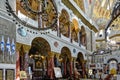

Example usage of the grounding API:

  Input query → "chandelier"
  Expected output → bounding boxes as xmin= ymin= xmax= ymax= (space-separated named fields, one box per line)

xmin=5 ymin=0 xmax=58 ymax=30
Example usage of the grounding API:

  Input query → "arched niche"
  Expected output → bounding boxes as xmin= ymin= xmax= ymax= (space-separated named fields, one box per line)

xmin=71 ymin=19 xmax=80 ymax=42
xmin=107 ymin=58 xmax=118 ymax=75
xmin=76 ymin=52 xmax=85 ymax=78
xmin=28 ymin=37 xmax=51 ymax=79
xmin=79 ymin=26 xmax=86 ymax=46
xmin=76 ymin=52 xmax=84 ymax=63
xmin=29 ymin=37 xmax=51 ymax=57
xmin=107 ymin=58 xmax=118 ymax=63
xmin=60 ymin=47 xmax=72 ymax=77
xmin=60 ymin=47 xmax=72 ymax=61
xmin=59 ymin=9 xmax=70 ymax=37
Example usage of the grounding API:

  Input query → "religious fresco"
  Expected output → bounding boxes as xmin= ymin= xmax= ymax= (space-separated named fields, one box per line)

xmin=59 ymin=9 xmax=70 ymax=37
xmin=74 ymin=0 xmax=85 ymax=12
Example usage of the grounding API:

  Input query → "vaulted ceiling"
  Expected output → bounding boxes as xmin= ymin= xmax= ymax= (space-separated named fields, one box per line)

xmin=74 ymin=0 xmax=120 ymax=49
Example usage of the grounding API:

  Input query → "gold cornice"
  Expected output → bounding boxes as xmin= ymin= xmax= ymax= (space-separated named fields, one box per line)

xmin=62 ymin=0 xmax=98 ymax=33
xmin=109 ymin=34 xmax=120 ymax=39
xmin=96 ymin=39 xmax=105 ymax=42
xmin=16 ymin=42 xmax=31 ymax=52
xmin=96 ymin=34 xmax=120 ymax=42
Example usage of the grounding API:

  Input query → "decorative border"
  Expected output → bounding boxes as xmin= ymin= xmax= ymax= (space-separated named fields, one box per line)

xmin=5 ymin=69 xmax=14 ymax=80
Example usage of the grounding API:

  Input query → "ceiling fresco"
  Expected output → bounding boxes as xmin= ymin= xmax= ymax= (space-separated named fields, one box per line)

xmin=74 ymin=0 xmax=119 ymax=30
xmin=73 ymin=0 xmax=120 ymax=49
xmin=92 ymin=0 xmax=116 ymax=29
xmin=74 ymin=0 xmax=85 ymax=12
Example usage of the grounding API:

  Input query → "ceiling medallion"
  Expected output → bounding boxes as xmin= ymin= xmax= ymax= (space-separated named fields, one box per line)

xmin=54 ymin=41 xmax=58 ymax=47
xmin=5 ymin=0 xmax=58 ymax=30
xmin=73 ymin=48 xmax=76 ymax=53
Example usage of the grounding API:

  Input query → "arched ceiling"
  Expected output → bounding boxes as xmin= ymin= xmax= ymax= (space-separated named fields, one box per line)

xmin=92 ymin=0 xmax=115 ymax=29
xmin=91 ymin=0 xmax=120 ymax=47
xmin=74 ymin=0 xmax=85 ymax=12
xmin=74 ymin=0 xmax=119 ymax=30
xmin=74 ymin=0 xmax=120 ymax=49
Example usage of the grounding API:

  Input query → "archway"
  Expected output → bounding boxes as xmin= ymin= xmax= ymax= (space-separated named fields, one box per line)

xmin=107 ymin=58 xmax=118 ymax=75
xmin=60 ymin=47 xmax=72 ymax=78
xmin=79 ymin=26 xmax=86 ymax=46
xmin=59 ymin=9 xmax=70 ymax=37
xmin=76 ymin=52 xmax=86 ymax=78
xmin=29 ymin=37 xmax=51 ymax=56
xmin=28 ymin=37 xmax=51 ymax=79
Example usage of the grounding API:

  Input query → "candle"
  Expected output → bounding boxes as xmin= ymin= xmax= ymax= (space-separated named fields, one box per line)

xmin=28 ymin=66 xmax=31 ymax=74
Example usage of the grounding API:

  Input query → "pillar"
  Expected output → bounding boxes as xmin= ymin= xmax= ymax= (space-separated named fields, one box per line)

xmin=57 ymin=13 xmax=60 ymax=37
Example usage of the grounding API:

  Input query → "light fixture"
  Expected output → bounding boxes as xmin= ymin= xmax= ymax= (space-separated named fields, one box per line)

xmin=5 ymin=0 xmax=58 ymax=30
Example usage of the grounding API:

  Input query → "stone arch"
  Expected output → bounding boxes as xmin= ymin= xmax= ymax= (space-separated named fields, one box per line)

xmin=107 ymin=58 xmax=118 ymax=75
xmin=59 ymin=9 xmax=70 ymax=37
xmin=107 ymin=58 xmax=118 ymax=63
xmin=60 ymin=46 xmax=71 ymax=60
xmin=79 ymin=26 xmax=87 ymax=46
xmin=76 ymin=52 xmax=86 ymax=78
xmin=28 ymin=37 xmax=52 ymax=79
xmin=76 ymin=52 xmax=84 ymax=62
xmin=29 ymin=37 xmax=51 ymax=56
xmin=60 ymin=46 xmax=72 ymax=77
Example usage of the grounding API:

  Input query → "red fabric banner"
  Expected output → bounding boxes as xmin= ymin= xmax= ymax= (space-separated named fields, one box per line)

xmin=70 ymin=61 xmax=73 ymax=77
